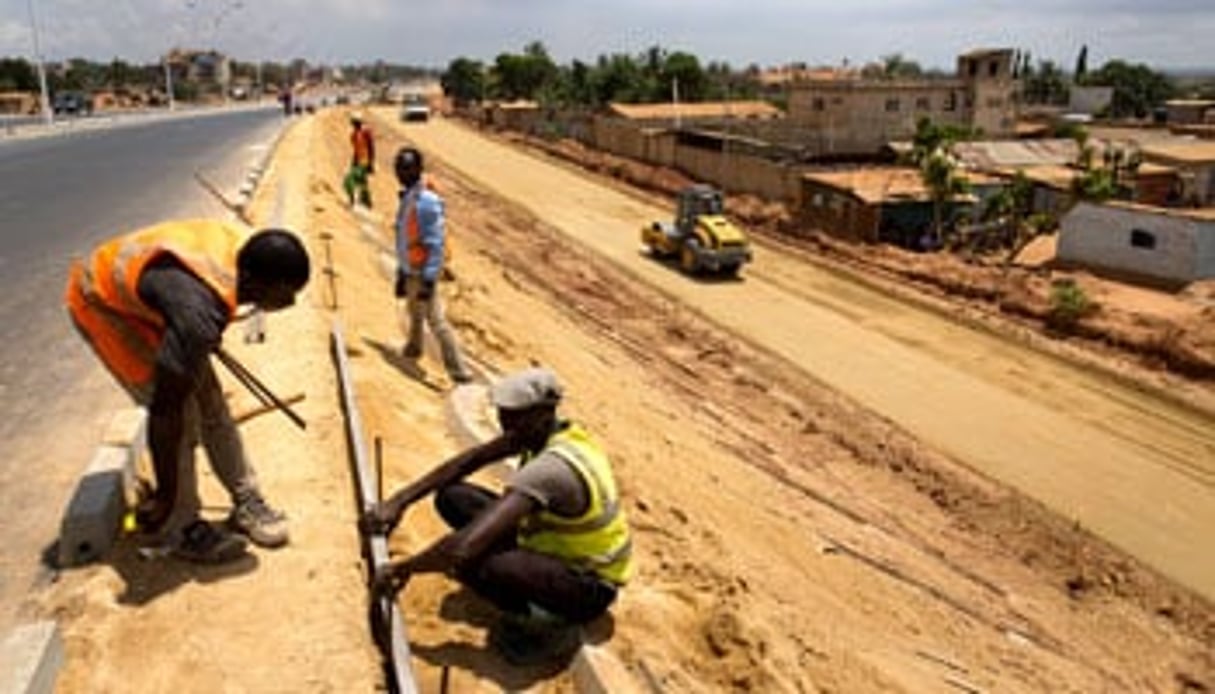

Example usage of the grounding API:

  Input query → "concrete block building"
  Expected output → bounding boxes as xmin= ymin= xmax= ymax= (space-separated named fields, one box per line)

xmin=1058 ymin=201 xmax=1215 ymax=284
xmin=786 ymin=49 xmax=1019 ymax=155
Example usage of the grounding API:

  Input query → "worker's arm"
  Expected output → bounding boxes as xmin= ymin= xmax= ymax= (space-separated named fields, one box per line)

xmin=415 ymin=191 xmax=445 ymax=299
xmin=374 ymin=490 xmax=536 ymax=594
xmin=135 ymin=260 xmax=229 ymax=531
xmin=366 ymin=130 xmax=375 ymax=172
xmin=361 ymin=432 xmax=521 ymax=534
xmin=392 ymin=191 xmax=410 ymax=274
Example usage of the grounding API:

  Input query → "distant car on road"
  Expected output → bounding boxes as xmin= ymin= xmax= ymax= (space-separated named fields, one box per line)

xmin=400 ymin=94 xmax=430 ymax=122
xmin=52 ymin=92 xmax=92 ymax=116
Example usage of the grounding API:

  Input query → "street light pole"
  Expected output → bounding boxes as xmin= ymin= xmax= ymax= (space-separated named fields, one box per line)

xmin=25 ymin=0 xmax=52 ymax=124
xmin=163 ymin=54 xmax=175 ymax=110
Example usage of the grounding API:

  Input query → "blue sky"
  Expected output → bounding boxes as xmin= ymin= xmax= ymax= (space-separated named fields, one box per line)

xmin=1 ymin=0 xmax=1212 ymax=71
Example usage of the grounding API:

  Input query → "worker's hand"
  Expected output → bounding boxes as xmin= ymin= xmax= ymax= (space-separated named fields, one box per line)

xmin=417 ymin=278 xmax=436 ymax=302
xmin=359 ymin=502 xmax=403 ymax=536
xmin=394 ymin=269 xmax=409 ymax=298
xmin=134 ymin=492 xmax=173 ymax=533
xmin=372 ymin=561 xmax=411 ymax=598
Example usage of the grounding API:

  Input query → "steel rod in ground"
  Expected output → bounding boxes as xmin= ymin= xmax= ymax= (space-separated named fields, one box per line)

xmin=215 ymin=347 xmax=307 ymax=430
xmin=331 ymin=320 xmax=417 ymax=694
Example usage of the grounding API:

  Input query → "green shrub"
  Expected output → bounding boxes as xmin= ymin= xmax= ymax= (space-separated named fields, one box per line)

xmin=1048 ymin=280 xmax=1096 ymax=330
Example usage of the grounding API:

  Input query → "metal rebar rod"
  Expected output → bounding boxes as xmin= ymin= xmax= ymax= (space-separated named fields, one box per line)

xmin=214 ymin=347 xmax=306 ymax=430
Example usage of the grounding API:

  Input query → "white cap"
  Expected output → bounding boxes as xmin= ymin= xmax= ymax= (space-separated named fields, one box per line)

xmin=491 ymin=367 xmax=563 ymax=411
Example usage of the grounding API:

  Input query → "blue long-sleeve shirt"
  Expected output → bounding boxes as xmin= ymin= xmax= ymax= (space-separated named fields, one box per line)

xmin=394 ymin=183 xmax=446 ymax=282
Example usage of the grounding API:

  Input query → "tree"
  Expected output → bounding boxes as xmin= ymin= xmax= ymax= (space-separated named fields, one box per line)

xmin=1023 ymin=60 xmax=1068 ymax=105
xmin=491 ymin=41 xmax=559 ymax=102
xmin=1074 ymin=45 xmax=1088 ymax=84
xmin=864 ymin=53 xmax=923 ymax=80
xmin=921 ymin=148 xmax=970 ymax=248
xmin=591 ymin=53 xmax=646 ymax=105
xmin=908 ymin=117 xmax=978 ymax=166
xmin=441 ymin=57 xmax=486 ymax=105
xmin=659 ymin=51 xmax=707 ymax=103
xmin=0 ymin=58 xmax=37 ymax=92
xmin=1086 ymin=59 xmax=1175 ymax=118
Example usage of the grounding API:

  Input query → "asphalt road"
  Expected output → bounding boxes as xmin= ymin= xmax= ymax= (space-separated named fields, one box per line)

xmin=0 ymin=107 xmax=288 ymax=632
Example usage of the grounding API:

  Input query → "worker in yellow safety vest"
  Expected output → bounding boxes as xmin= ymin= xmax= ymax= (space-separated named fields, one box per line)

xmin=65 ymin=220 xmax=310 ymax=563
xmin=363 ymin=367 xmax=633 ymax=664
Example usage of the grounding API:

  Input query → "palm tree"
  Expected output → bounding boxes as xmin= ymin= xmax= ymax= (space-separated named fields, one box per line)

xmin=920 ymin=148 xmax=970 ymax=248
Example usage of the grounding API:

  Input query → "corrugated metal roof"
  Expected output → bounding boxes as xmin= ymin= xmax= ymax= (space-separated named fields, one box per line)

xmin=607 ymin=101 xmax=782 ymax=120
xmin=952 ymin=139 xmax=1079 ymax=170
xmin=802 ymin=167 xmax=933 ymax=204
xmin=1140 ymin=141 xmax=1215 ymax=164
xmin=993 ymin=164 xmax=1077 ymax=189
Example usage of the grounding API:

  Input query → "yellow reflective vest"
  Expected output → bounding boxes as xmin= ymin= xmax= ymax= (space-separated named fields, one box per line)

xmin=517 ymin=423 xmax=633 ymax=586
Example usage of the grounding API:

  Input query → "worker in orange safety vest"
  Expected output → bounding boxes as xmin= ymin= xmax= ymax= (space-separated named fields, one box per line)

xmin=65 ymin=220 xmax=310 ymax=563
xmin=343 ymin=111 xmax=375 ymax=208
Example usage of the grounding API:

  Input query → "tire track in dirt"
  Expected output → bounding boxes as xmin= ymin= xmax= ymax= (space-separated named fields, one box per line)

xmin=352 ymin=109 xmax=1214 ymax=690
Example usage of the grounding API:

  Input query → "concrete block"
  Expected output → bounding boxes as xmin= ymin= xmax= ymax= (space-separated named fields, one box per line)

xmin=571 ymin=644 xmax=639 ymax=694
xmin=100 ymin=408 xmax=146 ymax=475
xmin=58 ymin=445 xmax=129 ymax=568
xmin=0 ymin=621 xmax=63 ymax=694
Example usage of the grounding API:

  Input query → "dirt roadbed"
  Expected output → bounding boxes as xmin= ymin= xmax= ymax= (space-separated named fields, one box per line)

xmin=34 ymin=109 xmax=1214 ymax=692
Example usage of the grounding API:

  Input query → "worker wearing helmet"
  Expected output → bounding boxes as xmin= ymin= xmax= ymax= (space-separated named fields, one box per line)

xmin=392 ymin=146 xmax=473 ymax=385
xmin=65 ymin=220 xmax=309 ymax=563
xmin=363 ymin=367 xmax=632 ymax=664
xmin=343 ymin=111 xmax=375 ymax=208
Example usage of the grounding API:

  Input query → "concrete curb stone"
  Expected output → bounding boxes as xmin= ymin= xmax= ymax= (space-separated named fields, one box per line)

xmin=0 ymin=621 xmax=63 ymax=694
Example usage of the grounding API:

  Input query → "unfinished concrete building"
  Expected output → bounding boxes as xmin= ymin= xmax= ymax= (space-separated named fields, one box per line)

xmin=786 ymin=49 xmax=1019 ymax=156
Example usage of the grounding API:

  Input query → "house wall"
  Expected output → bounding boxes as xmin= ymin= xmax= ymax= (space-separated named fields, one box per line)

xmin=800 ymin=180 xmax=879 ymax=241
xmin=591 ymin=116 xmax=800 ymax=203
xmin=1140 ymin=156 xmax=1215 ymax=205
xmin=787 ymin=81 xmax=971 ymax=153
xmin=1167 ymin=102 xmax=1215 ymax=126
xmin=674 ymin=145 xmax=800 ymax=203
xmin=592 ymin=116 xmax=651 ymax=161
xmin=969 ymin=80 xmax=1018 ymax=136
xmin=1058 ymin=202 xmax=1215 ymax=283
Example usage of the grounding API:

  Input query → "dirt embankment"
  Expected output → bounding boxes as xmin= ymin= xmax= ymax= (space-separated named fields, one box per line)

xmin=364 ymin=111 xmax=1215 ymax=690
xmin=496 ymin=127 xmax=1215 ymax=383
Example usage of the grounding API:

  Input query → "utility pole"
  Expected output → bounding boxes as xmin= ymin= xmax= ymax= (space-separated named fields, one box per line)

xmin=672 ymin=76 xmax=681 ymax=130
xmin=163 ymin=54 xmax=175 ymax=110
xmin=26 ymin=0 xmax=52 ymax=125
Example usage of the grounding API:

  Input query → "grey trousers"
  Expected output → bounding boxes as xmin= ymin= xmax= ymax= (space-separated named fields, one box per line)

xmin=134 ymin=361 xmax=260 ymax=539
xmin=401 ymin=280 xmax=471 ymax=381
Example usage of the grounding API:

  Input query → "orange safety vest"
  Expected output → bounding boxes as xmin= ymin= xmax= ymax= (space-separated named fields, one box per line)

xmin=64 ymin=220 xmax=242 ymax=395
xmin=403 ymin=180 xmax=443 ymax=270
xmin=351 ymin=126 xmax=373 ymax=166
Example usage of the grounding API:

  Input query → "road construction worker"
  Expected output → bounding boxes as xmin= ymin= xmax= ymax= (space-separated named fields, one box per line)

xmin=363 ymin=367 xmax=632 ymax=665
xmin=343 ymin=111 xmax=375 ymax=208
xmin=64 ymin=220 xmax=309 ymax=563
xmin=392 ymin=146 xmax=473 ymax=384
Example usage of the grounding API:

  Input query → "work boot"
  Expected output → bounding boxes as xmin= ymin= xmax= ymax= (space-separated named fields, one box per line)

xmin=172 ymin=520 xmax=248 ymax=564
xmin=402 ymin=343 xmax=423 ymax=360
xmin=488 ymin=607 xmax=582 ymax=666
xmin=228 ymin=492 xmax=289 ymax=548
